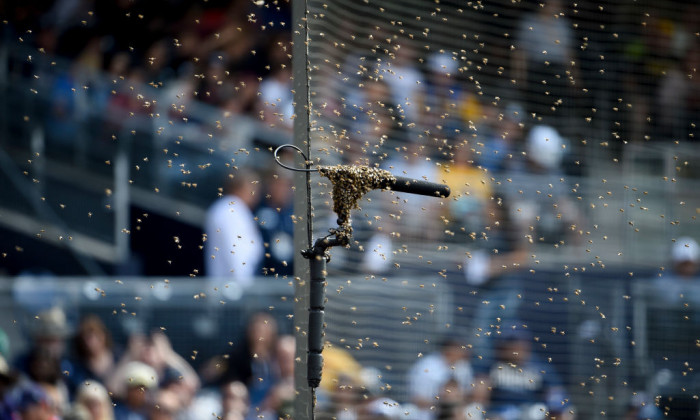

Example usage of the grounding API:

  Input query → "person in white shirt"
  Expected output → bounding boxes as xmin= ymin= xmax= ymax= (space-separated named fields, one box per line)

xmin=204 ymin=170 xmax=264 ymax=288
xmin=407 ymin=338 xmax=477 ymax=420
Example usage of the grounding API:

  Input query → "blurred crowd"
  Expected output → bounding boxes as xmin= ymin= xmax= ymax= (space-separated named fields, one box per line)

xmin=0 ymin=309 xmax=297 ymax=420
xmin=1 ymin=0 xmax=698 ymax=279
xmin=2 ymin=235 xmax=698 ymax=419
xmin=1 ymin=0 xmax=292 ymax=127
xmin=0 ymin=305 xmax=576 ymax=420
xmin=1 ymin=0 xmax=698 ymax=163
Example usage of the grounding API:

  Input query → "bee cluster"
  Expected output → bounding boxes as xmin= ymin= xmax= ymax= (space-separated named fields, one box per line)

xmin=318 ymin=165 xmax=395 ymax=240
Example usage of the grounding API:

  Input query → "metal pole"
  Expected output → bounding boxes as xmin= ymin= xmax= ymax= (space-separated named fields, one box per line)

xmin=291 ymin=0 xmax=313 ymax=418
xmin=114 ymin=140 xmax=130 ymax=263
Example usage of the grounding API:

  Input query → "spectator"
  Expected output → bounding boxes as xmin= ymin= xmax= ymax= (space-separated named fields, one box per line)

xmin=434 ymin=377 xmax=466 ymax=420
xmin=478 ymin=102 xmax=527 ymax=175
xmin=317 ymin=371 xmax=363 ymax=420
xmin=358 ymin=367 xmax=404 ymax=420
xmin=220 ymin=381 xmax=250 ymax=420
xmin=440 ymin=142 xmax=494 ymax=234
xmin=512 ymin=0 xmax=578 ymax=124
xmin=204 ymin=170 xmax=264 ymax=287
xmin=475 ymin=325 xmax=573 ymax=420
xmin=179 ymin=380 xmax=249 ymax=420
xmin=421 ymin=52 xmax=483 ymax=141
xmin=3 ymin=382 xmax=59 ymax=420
xmin=380 ymin=43 xmax=425 ymax=124
xmin=255 ymin=169 xmax=295 ymax=278
xmin=141 ymin=39 xmax=176 ymax=88
xmin=111 ymin=361 xmax=158 ymax=420
xmin=220 ymin=70 xmax=260 ymax=115
xmin=345 ymin=77 xmax=403 ymax=166
xmin=459 ymin=194 xmax=529 ymax=359
xmin=652 ymin=237 xmax=700 ymax=305
xmin=383 ymin=139 xmax=442 ymax=240
xmin=256 ymin=33 xmax=293 ymax=131
xmin=655 ymin=39 xmax=700 ymax=141
xmin=196 ymin=55 xmax=235 ymax=108
xmin=21 ymin=348 xmax=69 ymax=415
xmin=407 ymin=337 xmax=476 ymax=420
xmin=107 ymin=331 xmax=199 ymax=406
xmin=68 ymin=315 xmax=120 ymax=394
xmin=496 ymin=124 xmax=582 ymax=246
xmin=44 ymin=63 xmax=81 ymax=153
xmin=256 ymin=335 xmax=295 ymax=419
xmin=14 ymin=307 xmax=74 ymax=399
xmin=75 ymin=381 xmax=114 ymax=420
xmin=215 ymin=313 xmax=280 ymax=418
xmin=643 ymin=237 xmax=700 ymax=420
xmin=0 ymin=353 xmax=19 ymax=419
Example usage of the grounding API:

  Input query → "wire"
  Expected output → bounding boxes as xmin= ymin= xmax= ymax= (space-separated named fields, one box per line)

xmin=273 ymin=144 xmax=317 ymax=172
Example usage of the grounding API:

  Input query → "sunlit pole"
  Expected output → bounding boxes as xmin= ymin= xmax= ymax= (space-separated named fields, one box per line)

xmin=291 ymin=0 xmax=313 ymax=418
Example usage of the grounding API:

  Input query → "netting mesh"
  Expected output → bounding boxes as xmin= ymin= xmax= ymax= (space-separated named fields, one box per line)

xmin=302 ymin=1 xmax=700 ymax=419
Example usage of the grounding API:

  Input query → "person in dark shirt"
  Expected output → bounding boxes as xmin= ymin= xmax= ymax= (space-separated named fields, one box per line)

xmin=643 ymin=237 xmax=700 ymax=420
xmin=255 ymin=169 xmax=295 ymax=278
xmin=475 ymin=326 xmax=573 ymax=420
xmin=218 ymin=313 xmax=280 ymax=418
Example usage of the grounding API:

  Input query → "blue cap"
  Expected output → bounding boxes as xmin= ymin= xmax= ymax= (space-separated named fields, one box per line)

xmin=5 ymin=383 xmax=50 ymax=412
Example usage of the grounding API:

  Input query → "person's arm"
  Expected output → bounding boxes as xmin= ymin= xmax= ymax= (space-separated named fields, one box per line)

xmin=105 ymin=333 xmax=147 ymax=397
xmin=151 ymin=331 xmax=201 ymax=396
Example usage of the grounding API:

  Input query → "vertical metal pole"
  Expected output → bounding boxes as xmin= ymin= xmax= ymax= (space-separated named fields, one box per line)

xmin=30 ymin=127 xmax=45 ymax=208
xmin=307 ymin=253 xmax=326 ymax=388
xmin=292 ymin=0 xmax=313 ymax=418
xmin=114 ymin=142 xmax=130 ymax=263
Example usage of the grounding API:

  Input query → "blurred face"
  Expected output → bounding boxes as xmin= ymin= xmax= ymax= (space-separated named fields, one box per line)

xmin=247 ymin=316 xmax=277 ymax=352
xmin=675 ymin=260 xmax=699 ymax=277
xmin=267 ymin=175 xmax=293 ymax=207
xmin=28 ymin=352 xmax=60 ymax=383
xmin=365 ymin=80 xmax=390 ymax=107
xmin=499 ymin=339 xmax=531 ymax=364
xmin=332 ymin=376 xmax=360 ymax=406
xmin=541 ymin=0 xmax=563 ymax=15
xmin=83 ymin=328 xmax=107 ymax=355
xmin=442 ymin=344 xmax=467 ymax=365
xmin=36 ymin=336 xmax=65 ymax=359
xmin=222 ymin=382 xmax=249 ymax=416
xmin=501 ymin=118 xmax=523 ymax=141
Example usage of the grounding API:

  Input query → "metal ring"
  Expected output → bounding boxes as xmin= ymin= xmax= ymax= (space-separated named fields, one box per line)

xmin=273 ymin=144 xmax=317 ymax=172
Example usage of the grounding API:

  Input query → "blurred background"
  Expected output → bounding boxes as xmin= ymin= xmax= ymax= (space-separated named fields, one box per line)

xmin=0 ymin=0 xmax=699 ymax=419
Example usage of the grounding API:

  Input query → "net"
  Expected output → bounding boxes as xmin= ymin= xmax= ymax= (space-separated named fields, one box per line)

xmin=302 ymin=0 xmax=700 ymax=419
